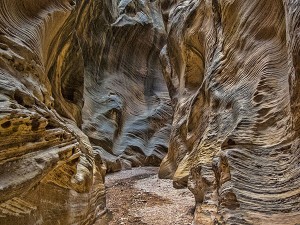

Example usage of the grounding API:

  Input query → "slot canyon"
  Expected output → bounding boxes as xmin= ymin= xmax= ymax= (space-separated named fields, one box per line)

xmin=0 ymin=0 xmax=300 ymax=224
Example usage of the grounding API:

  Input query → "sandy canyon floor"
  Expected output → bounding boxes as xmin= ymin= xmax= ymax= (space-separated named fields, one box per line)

xmin=102 ymin=167 xmax=194 ymax=225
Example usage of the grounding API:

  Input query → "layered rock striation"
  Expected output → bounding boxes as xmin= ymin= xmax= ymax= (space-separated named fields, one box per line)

xmin=159 ymin=0 xmax=300 ymax=224
xmin=0 ymin=0 xmax=172 ymax=224
xmin=1 ymin=0 xmax=300 ymax=225
xmin=80 ymin=0 xmax=172 ymax=172
xmin=0 ymin=0 xmax=106 ymax=224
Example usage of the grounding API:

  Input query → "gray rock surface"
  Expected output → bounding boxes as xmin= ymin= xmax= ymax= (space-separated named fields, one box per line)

xmin=80 ymin=1 xmax=172 ymax=170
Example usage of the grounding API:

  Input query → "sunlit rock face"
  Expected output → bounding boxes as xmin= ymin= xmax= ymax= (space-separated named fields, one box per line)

xmin=81 ymin=0 xmax=172 ymax=171
xmin=159 ymin=0 xmax=300 ymax=224
xmin=0 ymin=0 xmax=106 ymax=224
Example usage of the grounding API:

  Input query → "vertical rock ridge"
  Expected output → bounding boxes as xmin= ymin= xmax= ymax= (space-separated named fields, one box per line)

xmin=0 ymin=1 xmax=106 ymax=224
xmin=160 ymin=0 xmax=300 ymax=224
xmin=80 ymin=0 xmax=172 ymax=171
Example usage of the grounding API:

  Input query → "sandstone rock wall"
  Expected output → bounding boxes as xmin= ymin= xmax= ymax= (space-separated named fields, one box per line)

xmin=0 ymin=1 xmax=106 ymax=224
xmin=159 ymin=0 xmax=300 ymax=224
xmin=1 ymin=0 xmax=300 ymax=224
xmin=0 ymin=0 xmax=172 ymax=224
xmin=79 ymin=0 xmax=172 ymax=171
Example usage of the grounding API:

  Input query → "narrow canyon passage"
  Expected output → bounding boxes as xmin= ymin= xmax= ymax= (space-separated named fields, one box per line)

xmin=1 ymin=1 xmax=300 ymax=224
xmin=102 ymin=167 xmax=194 ymax=225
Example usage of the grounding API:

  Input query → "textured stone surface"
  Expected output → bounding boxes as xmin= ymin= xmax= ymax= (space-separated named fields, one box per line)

xmin=80 ymin=0 xmax=172 ymax=170
xmin=0 ymin=1 xmax=106 ymax=224
xmin=0 ymin=0 xmax=171 ymax=224
xmin=159 ymin=0 xmax=300 ymax=224
xmin=1 ymin=0 xmax=300 ymax=224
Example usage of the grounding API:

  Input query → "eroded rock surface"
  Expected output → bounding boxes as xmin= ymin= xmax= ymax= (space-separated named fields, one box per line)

xmin=159 ymin=0 xmax=300 ymax=224
xmin=0 ymin=1 xmax=106 ymax=224
xmin=80 ymin=0 xmax=172 ymax=171
xmin=0 ymin=0 xmax=171 ymax=224
xmin=1 ymin=0 xmax=300 ymax=225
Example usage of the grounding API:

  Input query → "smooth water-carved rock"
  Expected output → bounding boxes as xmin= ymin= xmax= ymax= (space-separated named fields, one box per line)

xmin=1 ymin=0 xmax=300 ymax=224
xmin=80 ymin=0 xmax=172 ymax=171
xmin=159 ymin=0 xmax=300 ymax=224
xmin=0 ymin=0 xmax=106 ymax=224
xmin=0 ymin=0 xmax=172 ymax=224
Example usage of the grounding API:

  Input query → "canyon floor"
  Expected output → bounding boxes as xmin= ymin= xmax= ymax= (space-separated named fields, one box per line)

xmin=103 ymin=167 xmax=194 ymax=225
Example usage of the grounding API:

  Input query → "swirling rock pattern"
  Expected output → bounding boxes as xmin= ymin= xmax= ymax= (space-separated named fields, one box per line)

xmin=159 ymin=0 xmax=300 ymax=224
xmin=80 ymin=0 xmax=172 ymax=171
xmin=0 ymin=0 xmax=106 ymax=224
xmin=0 ymin=0 xmax=171 ymax=224
xmin=1 ymin=0 xmax=300 ymax=224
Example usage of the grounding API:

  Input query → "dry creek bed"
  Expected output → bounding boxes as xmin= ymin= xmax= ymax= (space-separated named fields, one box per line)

xmin=103 ymin=167 xmax=195 ymax=225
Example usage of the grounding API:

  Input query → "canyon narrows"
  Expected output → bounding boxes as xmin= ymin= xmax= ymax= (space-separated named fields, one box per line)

xmin=0 ymin=0 xmax=300 ymax=225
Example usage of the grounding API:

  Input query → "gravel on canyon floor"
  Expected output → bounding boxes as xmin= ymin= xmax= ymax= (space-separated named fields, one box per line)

xmin=103 ymin=167 xmax=195 ymax=225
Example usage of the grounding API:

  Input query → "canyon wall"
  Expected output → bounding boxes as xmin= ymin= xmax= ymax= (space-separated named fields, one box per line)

xmin=0 ymin=0 xmax=171 ymax=224
xmin=1 ymin=0 xmax=300 ymax=225
xmin=0 ymin=0 xmax=106 ymax=224
xmin=159 ymin=0 xmax=300 ymax=224
xmin=80 ymin=0 xmax=172 ymax=172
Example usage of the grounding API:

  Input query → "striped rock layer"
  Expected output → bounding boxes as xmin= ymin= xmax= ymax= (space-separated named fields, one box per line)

xmin=0 ymin=0 xmax=106 ymax=224
xmin=80 ymin=0 xmax=172 ymax=171
xmin=159 ymin=0 xmax=300 ymax=224
xmin=0 ymin=0 xmax=171 ymax=224
xmin=0 ymin=0 xmax=300 ymax=225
